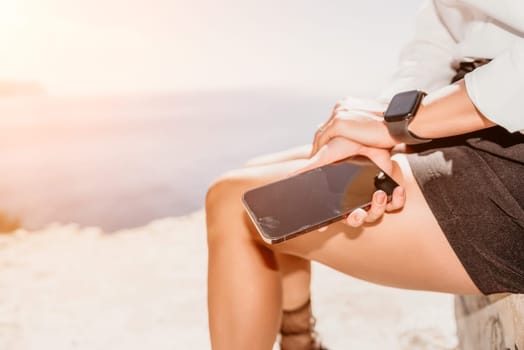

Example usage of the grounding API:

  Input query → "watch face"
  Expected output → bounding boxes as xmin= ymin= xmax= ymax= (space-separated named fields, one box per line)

xmin=384 ymin=90 xmax=424 ymax=122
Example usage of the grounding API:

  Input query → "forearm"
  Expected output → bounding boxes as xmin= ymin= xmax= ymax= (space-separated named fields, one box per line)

xmin=408 ymin=80 xmax=496 ymax=139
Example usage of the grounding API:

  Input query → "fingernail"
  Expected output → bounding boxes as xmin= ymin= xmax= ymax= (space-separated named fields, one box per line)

xmin=376 ymin=191 xmax=387 ymax=205
xmin=354 ymin=212 xmax=365 ymax=225
xmin=397 ymin=187 xmax=405 ymax=197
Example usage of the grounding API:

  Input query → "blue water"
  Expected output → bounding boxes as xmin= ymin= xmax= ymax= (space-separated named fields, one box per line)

xmin=0 ymin=90 xmax=335 ymax=231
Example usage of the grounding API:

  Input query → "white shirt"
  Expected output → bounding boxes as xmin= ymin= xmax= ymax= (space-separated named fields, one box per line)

xmin=380 ymin=0 xmax=524 ymax=133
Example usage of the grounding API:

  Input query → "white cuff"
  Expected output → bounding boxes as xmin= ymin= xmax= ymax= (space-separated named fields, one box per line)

xmin=465 ymin=40 xmax=524 ymax=133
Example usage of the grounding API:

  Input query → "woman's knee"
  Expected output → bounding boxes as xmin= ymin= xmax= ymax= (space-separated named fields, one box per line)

xmin=205 ymin=171 xmax=258 ymax=242
xmin=205 ymin=164 xmax=282 ymax=216
xmin=206 ymin=175 xmax=244 ymax=219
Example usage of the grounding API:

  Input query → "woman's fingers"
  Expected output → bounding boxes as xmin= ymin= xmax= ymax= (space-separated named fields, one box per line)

xmin=386 ymin=186 xmax=406 ymax=212
xmin=347 ymin=190 xmax=387 ymax=227
xmin=311 ymin=105 xmax=340 ymax=156
xmin=345 ymin=186 xmax=406 ymax=227
xmin=346 ymin=208 xmax=367 ymax=227
xmin=364 ymin=190 xmax=388 ymax=223
xmin=347 ymin=195 xmax=385 ymax=227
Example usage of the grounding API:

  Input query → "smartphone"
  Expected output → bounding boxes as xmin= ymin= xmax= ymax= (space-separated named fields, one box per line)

xmin=242 ymin=157 xmax=398 ymax=244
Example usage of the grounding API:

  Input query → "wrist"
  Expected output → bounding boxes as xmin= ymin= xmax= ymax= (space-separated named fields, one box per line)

xmin=380 ymin=119 xmax=400 ymax=147
xmin=406 ymin=103 xmax=429 ymax=139
xmin=383 ymin=90 xmax=432 ymax=145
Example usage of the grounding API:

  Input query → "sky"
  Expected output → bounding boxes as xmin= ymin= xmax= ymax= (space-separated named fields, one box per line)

xmin=0 ymin=0 xmax=422 ymax=96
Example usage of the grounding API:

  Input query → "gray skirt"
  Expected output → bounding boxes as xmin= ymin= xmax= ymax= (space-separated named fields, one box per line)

xmin=407 ymin=127 xmax=524 ymax=294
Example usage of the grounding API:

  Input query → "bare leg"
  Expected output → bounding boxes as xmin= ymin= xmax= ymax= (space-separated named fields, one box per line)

xmin=206 ymin=154 xmax=480 ymax=350
xmin=241 ymin=143 xmax=407 ymax=310
xmin=242 ymin=145 xmax=316 ymax=311
xmin=271 ymin=155 xmax=479 ymax=293
xmin=206 ymin=158 xmax=313 ymax=350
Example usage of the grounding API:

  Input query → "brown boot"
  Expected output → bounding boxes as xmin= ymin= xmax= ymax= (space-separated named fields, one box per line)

xmin=279 ymin=299 xmax=328 ymax=350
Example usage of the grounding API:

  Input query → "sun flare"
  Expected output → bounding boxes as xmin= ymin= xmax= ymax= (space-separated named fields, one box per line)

xmin=0 ymin=0 xmax=22 ymax=25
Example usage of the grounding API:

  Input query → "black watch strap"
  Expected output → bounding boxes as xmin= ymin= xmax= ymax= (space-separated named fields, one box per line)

xmin=388 ymin=119 xmax=432 ymax=144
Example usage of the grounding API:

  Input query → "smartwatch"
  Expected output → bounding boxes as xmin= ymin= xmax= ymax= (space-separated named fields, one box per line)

xmin=384 ymin=90 xmax=432 ymax=144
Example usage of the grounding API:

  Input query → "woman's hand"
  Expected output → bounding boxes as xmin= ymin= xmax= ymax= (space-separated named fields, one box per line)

xmin=311 ymin=97 xmax=387 ymax=156
xmin=346 ymin=186 xmax=405 ymax=227
xmin=302 ymin=122 xmax=406 ymax=228
xmin=301 ymin=136 xmax=394 ymax=175
xmin=314 ymin=109 xmax=397 ymax=154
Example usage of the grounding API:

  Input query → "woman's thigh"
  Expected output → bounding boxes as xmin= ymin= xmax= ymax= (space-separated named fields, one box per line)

xmin=210 ymin=150 xmax=480 ymax=294
xmin=269 ymin=154 xmax=481 ymax=294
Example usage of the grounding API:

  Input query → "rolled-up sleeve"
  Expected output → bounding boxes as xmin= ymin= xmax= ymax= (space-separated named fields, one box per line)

xmin=465 ymin=39 xmax=524 ymax=133
xmin=378 ymin=0 xmax=457 ymax=102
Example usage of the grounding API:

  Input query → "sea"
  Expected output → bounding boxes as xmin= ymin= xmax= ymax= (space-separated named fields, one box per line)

xmin=0 ymin=90 xmax=335 ymax=231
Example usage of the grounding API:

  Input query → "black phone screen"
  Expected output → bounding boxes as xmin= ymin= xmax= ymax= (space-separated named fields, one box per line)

xmin=242 ymin=158 xmax=398 ymax=244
